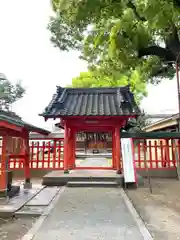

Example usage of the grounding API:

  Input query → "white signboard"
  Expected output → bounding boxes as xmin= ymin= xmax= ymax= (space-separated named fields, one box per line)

xmin=121 ymin=138 xmax=137 ymax=183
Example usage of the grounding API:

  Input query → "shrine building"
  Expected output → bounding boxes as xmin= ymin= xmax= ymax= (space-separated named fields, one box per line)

xmin=40 ymin=86 xmax=140 ymax=173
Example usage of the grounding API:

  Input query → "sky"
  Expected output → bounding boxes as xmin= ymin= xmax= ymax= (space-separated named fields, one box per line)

xmin=0 ymin=0 xmax=178 ymax=131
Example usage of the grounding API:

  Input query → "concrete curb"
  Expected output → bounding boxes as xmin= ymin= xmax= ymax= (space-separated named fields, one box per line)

xmin=120 ymin=188 xmax=153 ymax=240
xmin=21 ymin=186 xmax=66 ymax=240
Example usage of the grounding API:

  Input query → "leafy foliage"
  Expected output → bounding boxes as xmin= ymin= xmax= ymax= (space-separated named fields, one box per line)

xmin=0 ymin=73 xmax=25 ymax=111
xmin=49 ymin=0 xmax=180 ymax=84
xmin=71 ymin=70 xmax=147 ymax=103
xmin=122 ymin=112 xmax=152 ymax=135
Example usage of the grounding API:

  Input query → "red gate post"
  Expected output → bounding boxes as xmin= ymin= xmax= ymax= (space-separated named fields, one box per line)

xmin=115 ymin=126 xmax=121 ymax=174
xmin=23 ymin=132 xmax=32 ymax=189
xmin=68 ymin=128 xmax=74 ymax=170
xmin=112 ymin=130 xmax=116 ymax=169
xmin=64 ymin=122 xmax=69 ymax=173
xmin=0 ymin=136 xmax=8 ymax=198
xmin=72 ymin=130 xmax=76 ymax=169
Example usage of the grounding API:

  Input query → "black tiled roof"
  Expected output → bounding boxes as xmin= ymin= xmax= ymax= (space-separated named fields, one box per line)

xmin=0 ymin=110 xmax=50 ymax=135
xmin=41 ymin=86 xmax=141 ymax=117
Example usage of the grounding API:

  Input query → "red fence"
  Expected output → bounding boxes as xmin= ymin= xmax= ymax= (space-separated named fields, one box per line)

xmin=133 ymin=139 xmax=178 ymax=170
xmin=0 ymin=138 xmax=179 ymax=170
xmin=0 ymin=138 xmax=64 ymax=170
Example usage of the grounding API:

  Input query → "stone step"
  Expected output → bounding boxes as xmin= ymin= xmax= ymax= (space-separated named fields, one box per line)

xmin=67 ymin=181 xmax=119 ymax=188
xmin=43 ymin=176 xmax=124 ymax=186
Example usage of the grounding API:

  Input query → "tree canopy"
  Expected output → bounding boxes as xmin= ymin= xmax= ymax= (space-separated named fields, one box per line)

xmin=0 ymin=73 xmax=25 ymax=111
xmin=71 ymin=70 xmax=147 ymax=103
xmin=49 ymin=0 xmax=180 ymax=84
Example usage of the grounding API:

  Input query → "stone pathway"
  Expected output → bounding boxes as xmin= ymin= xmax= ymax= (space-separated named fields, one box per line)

xmin=76 ymin=157 xmax=111 ymax=168
xmin=31 ymin=187 xmax=145 ymax=240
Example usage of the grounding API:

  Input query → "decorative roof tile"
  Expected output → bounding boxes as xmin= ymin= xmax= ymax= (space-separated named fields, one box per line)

xmin=41 ymin=86 xmax=141 ymax=117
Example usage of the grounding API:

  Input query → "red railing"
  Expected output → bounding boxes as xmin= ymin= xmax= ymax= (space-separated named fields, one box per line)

xmin=0 ymin=138 xmax=179 ymax=170
xmin=29 ymin=138 xmax=64 ymax=170
xmin=0 ymin=138 xmax=64 ymax=170
xmin=133 ymin=139 xmax=179 ymax=170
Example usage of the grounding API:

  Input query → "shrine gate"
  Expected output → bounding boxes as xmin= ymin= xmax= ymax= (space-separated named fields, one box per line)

xmin=40 ymin=86 xmax=140 ymax=173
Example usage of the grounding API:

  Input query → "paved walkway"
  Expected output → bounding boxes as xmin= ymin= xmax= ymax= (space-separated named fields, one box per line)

xmin=32 ymin=187 xmax=145 ymax=240
xmin=76 ymin=157 xmax=112 ymax=168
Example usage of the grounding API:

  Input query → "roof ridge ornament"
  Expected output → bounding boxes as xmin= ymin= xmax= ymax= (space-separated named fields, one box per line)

xmin=56 ymin=86 xmax=64 ymax=93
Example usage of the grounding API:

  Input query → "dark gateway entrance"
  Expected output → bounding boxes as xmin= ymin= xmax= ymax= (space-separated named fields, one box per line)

xmin=40 ymin=86 xmax=140 ymax=173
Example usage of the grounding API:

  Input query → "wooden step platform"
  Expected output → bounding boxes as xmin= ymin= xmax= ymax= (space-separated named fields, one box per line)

xmin=42 ymin=170 xmax=124 ymax=187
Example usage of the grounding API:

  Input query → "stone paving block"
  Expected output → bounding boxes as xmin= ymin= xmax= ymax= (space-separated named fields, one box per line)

xmin=26 ymin=187 xmax=60 ymax=206
xmin=32 ymin=187 xmax=144 ymax=240
xmin=0 ymin=185 xmax=44 ymax=217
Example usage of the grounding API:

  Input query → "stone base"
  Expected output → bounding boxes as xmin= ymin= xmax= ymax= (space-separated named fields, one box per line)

xmin=0 ymin=190 xmax=9 ymax=204
xmin=116 ymin=169 xmax=122 ymax=174
xmin=68 ymin=166 xmax=74 ymax=170
xmin=0 ymin=197 xmax=9 ymax=205
xmin=23 ymin=182 xmax=32 ymax=189
xmin=8 ymin=186 xmax=20 ymax=198
xmin=124 ymin=182 xmax=137 ymax=189
xmin=42 ymin=170 xmax=124 ymax=187
xmin=0 ymin=190 xmax=7 ymax=198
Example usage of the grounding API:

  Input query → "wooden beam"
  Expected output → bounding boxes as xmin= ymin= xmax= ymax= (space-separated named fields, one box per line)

xmin=121 ymin=131 xmax=180 ymax=139
xmin=112 ymin=130 xmax=116 ymax=169
xmin=0 ymin=129 xmax=24 ymax=137
xmin=61 ymin=116 xmax=132 ymax=121
xmin=63 ymin=122 xmax=69 ymax=173
xmin=115 ymin=127 xmax=121 ymax=174
xmin=22 ymin=131 xmax=31 ymax=185
xmin=0 ymin=120 xmax=22 ymax=132
xmin=0 ymin=136 xmax=8 ymax=195
xmin=72 ymin=127 xmax=114 ymax=132
xmin=65 ymin=120 xmax=127 ymax=127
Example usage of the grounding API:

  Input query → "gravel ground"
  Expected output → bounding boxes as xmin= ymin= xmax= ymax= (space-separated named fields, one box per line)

xmin=126 ymin=178 xmax=180 ymax=240
xmin=0 ymin=216 xmax=37 ymax=240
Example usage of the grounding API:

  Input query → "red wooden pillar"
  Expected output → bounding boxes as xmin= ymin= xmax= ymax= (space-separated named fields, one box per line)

xmin=115 ymin=126 xmax=121 ymax=174
xmin=64 ymin=122 xmax=69 ymax=173
xmin=112 ymin=130 xmax=116 ymax=169
xmin=23 ymin=132 xmax=32 ymax=189
xmin=68 ymin=128 xmax=74 ymax=170
xmin=71 ymin=130 xmax=76 ymax=169
xmin=0 ymin=136 xmax=8 ymax=197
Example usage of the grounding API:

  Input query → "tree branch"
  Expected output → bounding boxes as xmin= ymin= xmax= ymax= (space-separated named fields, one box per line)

xmin=165 ymin=24 xmax=180 ymax=57
xmin=152 ymin=64 xmax=172 ymax=76
xmin=127 ymin=1 xmax=146 ymax=21
xmin=173 ymin=0 xmax=180 ymax=7
xmin=138 ymin=46 xmax=176 ymax=61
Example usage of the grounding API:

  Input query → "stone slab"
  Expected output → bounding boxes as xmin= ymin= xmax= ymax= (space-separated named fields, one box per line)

xmin=44 ymin=169 xmax=122 ymax=178
xmin=76 ymin=157 xmax=111 ymax=168
xmin=30 ymin=187 xmax=145 ymax=240
xmin=42 ymin=170 xmax=124 ymax=186
xmin=16 ymin=206 xmax=46 ymax=217
xmin=67 ymin=181 xmax=119 ymax=188
xmin=21 ymin=187 xmax=66 ymax=240
xmin=26 ymin=187 xmax=60 ymax=206
xmin=0 ymin=184 xmax=44 ymax=217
